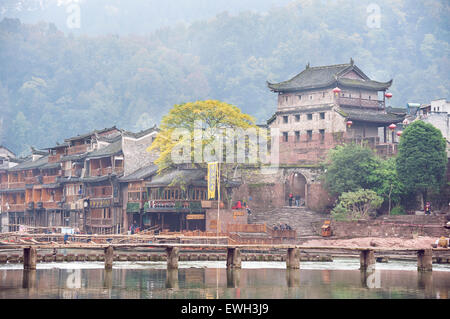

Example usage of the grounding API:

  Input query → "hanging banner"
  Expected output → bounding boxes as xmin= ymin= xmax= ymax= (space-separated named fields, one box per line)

xmin=207 ymin=162 xmax=218 ymax=199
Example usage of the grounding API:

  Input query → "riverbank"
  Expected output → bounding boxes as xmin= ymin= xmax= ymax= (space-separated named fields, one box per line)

xmin=302 ymin=236 xmax=439 ymax=249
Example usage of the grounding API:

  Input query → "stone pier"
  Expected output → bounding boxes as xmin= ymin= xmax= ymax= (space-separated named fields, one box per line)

xmin=359 ymin=249 xmax=375 ymax=271
xmin=23 ymin=247 xmax=37 ymax=270
xmin=104 ymin=246 xmax=114 ymax=270
xmin=417 ymin=249 xmax=432 ymax=272
xmin=286 ymin=248 xmax=300 ymax=269
xmin=166 ymin=247 xmax=180 ymax=269
xmin=226 ymin=248 xmax=241 ymax=269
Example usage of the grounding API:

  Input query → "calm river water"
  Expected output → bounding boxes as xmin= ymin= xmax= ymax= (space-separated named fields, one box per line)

xmin=0 ymin=258 xmax=449 ymax=299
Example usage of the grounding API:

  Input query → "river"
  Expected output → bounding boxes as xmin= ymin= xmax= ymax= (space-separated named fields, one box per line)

xmin=0 ymin=258 xmax=449 ymax=299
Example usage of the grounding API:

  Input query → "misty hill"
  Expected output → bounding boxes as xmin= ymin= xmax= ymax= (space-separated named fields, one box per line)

xmin=0 ymin=0 xmax=448 ymax=155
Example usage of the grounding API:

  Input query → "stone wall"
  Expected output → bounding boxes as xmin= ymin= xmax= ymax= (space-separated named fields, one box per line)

xmin=315 ymin=215 xmax=450 ymax=238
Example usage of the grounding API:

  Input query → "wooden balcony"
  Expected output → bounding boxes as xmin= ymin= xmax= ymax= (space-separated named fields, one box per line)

xmin=1 ymin=203 xmax=25 ymax=212
xmin=24 ymin=176 xmax=37 ymax=184
xmin=42 ymin=175 xmax=58 ymax=184
xmin=344 ymin=136 xmax=380 ymax=148
xmin=144 ymin=200 xmax=203 ymax=212
xmin=338 ymin=96 xmax=384 ymax=109
xmin=90 ymin=167 xmax=123 ymax=176
xmin=86 ymin=186 xmax=113 ymax=197
xmin=48 ymin=154 xmax=61 ymax=163
xmin=42 ymin=201 xmax=62 ymax=209
xmin=6 ymin=182 xmax=25 ymax=189
xmin=376 ymin=143 xmax=398 ymax=157
xmin=67 ymin=144 xmax=89 ymax=155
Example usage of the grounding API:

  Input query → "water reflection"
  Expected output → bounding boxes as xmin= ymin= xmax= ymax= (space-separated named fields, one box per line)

xmin=22 ymin=270 xmax=36 ymax=289
xmin=286 ymin=269 xmax=300 ymax=287
xmin=360 ymin=269 xmax=381 ymax=289
xmin=0 ymin=260 xmax=448 ymax=299
xmin=226 ymin=269 xmax=240 ymax=288
xmin=166 ymin=269 xmax=179 ymax=289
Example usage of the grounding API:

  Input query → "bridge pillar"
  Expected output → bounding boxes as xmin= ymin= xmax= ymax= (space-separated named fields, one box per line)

xmin=359 ymin=249 xmax=375 ymax=271
xmin=417 ymin=249 xmax=432 ymax=272
xmin=104 ymin=246 xmax=114 ymax=270
xmin=226 ymin=248 xmax=241 ymax=269
xmin=23 ymin=247 xmax=37 ymax=270
xmin=286 ymin=248 xmax=300 ymax=269
xmin=166 ymin=247 xmax=179 ymax=269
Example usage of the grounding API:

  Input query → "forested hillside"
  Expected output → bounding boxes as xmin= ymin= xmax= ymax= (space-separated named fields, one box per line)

xmin=0 ymin=0 xmax=448 ymax=155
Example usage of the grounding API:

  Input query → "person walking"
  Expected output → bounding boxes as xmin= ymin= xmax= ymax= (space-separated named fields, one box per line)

xmin=295 ymin=195 xmax=300 ymax=207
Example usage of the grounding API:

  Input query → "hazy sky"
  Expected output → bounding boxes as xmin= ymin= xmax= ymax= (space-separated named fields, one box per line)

xmin=0 ymin=0 xmax=294 ymax=35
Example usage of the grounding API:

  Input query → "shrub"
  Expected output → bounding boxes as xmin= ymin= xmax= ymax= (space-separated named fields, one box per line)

xmin=331 ymin=189 xmax=383 ymax=221
xmin=390 ymin=205 xmax=406 ymax=216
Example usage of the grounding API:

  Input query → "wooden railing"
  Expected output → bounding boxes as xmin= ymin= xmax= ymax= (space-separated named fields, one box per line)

xmin=67 ymin=144 xmax=89 ymax=155
xmin=227 ymin=223 xmax=267 ymax=233
xmin=6 ymin=182 xmax=25 ymax=189
xmin=1 ymin=203 xmax=25 ymax=212
xmin=42 ymin=176 xmax=58 ymax=184
xmin=86 ymin=186 xmax=112 ymax=197
xmin=338 ymin=96 xmax=384 ymax=109
xmin=90 ymin=167 xmax=122 ymax=176
xmin=345 ymin=136 xmax=380 ymax=147
xmin=42 ymin=201 xmax=61 ymax=209
xmin=48 ymin=155 xmax=61 ymax=163
xmin=376 ymin=143 xmax=398 ymax=157
xmin=268 ymin=229 xmax=297 ymax=239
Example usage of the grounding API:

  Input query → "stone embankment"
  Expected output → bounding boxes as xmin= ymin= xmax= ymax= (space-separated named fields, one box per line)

xmin=250 ymin=207 xmax=449 ymax=240
xmin=0 ymin=252 xmax=333 ymax=264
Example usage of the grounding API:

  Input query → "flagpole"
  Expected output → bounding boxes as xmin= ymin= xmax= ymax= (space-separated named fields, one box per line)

xmin=217 ymin=162 xmax=220 ymax=238
xmin=216 ymin=162 xmax=220 ymax=300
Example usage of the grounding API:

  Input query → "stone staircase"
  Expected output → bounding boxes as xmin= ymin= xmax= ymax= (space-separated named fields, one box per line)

xmin=249 ymin=206 xmax=328 ymax=238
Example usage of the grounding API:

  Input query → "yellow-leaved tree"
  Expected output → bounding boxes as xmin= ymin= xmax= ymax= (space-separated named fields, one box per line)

xmin=147 ymin=100 xmax=257 ymax=173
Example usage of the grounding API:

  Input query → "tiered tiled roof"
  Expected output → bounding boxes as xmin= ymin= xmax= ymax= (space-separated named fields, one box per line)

xmin=267 ymin=61 xmax=392 ymax=93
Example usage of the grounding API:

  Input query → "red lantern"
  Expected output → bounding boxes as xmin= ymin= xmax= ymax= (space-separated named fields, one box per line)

xmin=385 ymin=92 xmax=393 ymax=99
xmin=396 ymin=131 xmax=403 ymax=137
xmin=389 ymin=123 xmax=397 ymax=131
xmin=346 ymin=120 xmax=353 ymax=128
xmin=333 ymin=87 xmax=341 ymax=94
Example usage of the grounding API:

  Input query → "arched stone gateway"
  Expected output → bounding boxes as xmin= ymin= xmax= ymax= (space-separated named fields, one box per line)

xmin=285 ymin=172 xmax=307 ymax=207
xmin=232 ymin=166 xmax=332 ymax=212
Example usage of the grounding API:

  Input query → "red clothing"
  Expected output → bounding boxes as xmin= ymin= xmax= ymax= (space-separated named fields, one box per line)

xmin=232 ymin=201 xmax=242 ymax=209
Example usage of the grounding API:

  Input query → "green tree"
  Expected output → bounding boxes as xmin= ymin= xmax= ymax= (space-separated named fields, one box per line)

xmin=323 ymin=144 xmax=379 ymax=196
xmin=396 ymin=120 xmax=447 ymax=205
xmin=331 ymin=189 xmax=383 ymax=221
xmin=368 ymin=157 xmax=405 ymax=215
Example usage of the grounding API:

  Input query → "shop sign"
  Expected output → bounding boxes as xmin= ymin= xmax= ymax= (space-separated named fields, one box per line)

xmin=186 ymin=214 xmax=205 ymax=220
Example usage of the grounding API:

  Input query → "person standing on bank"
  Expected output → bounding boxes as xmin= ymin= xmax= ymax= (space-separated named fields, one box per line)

xmin=288 ymin=193 xmax=293 ymax=207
